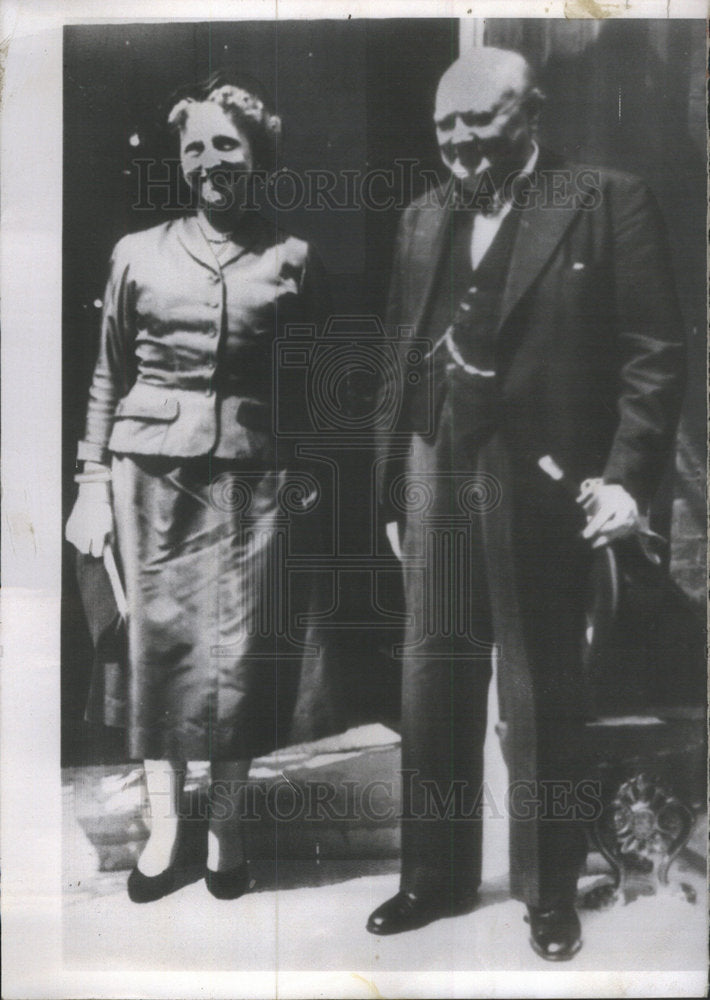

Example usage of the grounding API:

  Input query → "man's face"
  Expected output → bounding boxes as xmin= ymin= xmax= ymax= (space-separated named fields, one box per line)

xmin=434 ymin=65 xmax=534 ymax=188
xmin=179 ymin=101 xmax=254 ymax=210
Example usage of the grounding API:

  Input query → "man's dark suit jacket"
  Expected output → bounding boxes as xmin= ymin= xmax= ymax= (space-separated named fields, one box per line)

xmin=378 ymin=150 xmax=685 ymax=518
xmin=377 ymin=149 xmax=686 ymax=723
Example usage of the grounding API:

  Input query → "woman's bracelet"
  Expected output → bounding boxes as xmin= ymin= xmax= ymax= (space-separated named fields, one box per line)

xmin=74 ymin=471 xmax=112 ymax=484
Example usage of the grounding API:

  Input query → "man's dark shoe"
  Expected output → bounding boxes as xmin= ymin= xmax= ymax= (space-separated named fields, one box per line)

xmin=366 ymin=889 xmax=478 ymax=935
xmin=527 ymin=904 xmax=582 ymax=961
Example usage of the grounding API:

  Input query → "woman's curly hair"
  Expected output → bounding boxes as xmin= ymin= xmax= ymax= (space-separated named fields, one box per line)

xmin=166 ymin=70 xmax=281 ymax=173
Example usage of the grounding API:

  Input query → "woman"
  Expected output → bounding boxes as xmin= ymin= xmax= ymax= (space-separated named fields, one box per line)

xmin=66 ymin=72 xmax=336 ymax=902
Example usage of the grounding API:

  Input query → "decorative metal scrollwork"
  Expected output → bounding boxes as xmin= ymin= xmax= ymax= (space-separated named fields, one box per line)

xmin=581 ymin=772 xmax=696 ymax=909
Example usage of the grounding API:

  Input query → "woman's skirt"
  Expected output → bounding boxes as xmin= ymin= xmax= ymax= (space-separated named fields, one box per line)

xmin=109 ymin=453 xmax=341 ymax=760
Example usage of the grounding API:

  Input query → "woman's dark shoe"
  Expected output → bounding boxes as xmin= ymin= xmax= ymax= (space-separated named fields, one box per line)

xmin=205 ymin=862 xmax=249 ymax=900
xmin=527 ymin=905 xmax=583 ymax=961
xmin=127 ymin=863 xmax=178 ymax=904
xmin=366 ymin=888 xmax=478 ymax=935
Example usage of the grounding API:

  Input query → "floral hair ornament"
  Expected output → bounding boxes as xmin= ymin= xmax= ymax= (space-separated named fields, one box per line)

xmin=167 ymin=85 xmax=281 ymax=138
xmin=208 ymin=85 xmax=282 ymax=136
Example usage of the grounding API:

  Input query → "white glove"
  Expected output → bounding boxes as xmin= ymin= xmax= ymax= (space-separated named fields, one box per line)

xmin=65 ymin=481 xmax=114 ymax=557
xmin=577 ymin=479 xmax=639 ymax=549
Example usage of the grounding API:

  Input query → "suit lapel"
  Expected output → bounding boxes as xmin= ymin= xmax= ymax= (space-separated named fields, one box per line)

xmin=409 ymin=179 xmax=455 ymax=336
xmin=408 ymin=166 xmax=581 ymax=339
xmin=497 ymin=160 xmax=580 ymax=334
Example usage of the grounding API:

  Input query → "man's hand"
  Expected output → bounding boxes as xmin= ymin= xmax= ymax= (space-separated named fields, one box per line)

xmin=577 ymin=479 xmax=639 ymax=549
xmin=386 ymin=520 xmax=403 ymax=560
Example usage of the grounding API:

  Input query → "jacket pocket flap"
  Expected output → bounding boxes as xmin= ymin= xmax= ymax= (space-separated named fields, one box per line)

xmin=114 ymin=396 xmax=180 ymax=422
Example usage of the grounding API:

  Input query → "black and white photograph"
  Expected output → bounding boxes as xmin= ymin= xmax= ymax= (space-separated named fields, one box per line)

xmin=1 ymin=2 xmax=707 ymax=997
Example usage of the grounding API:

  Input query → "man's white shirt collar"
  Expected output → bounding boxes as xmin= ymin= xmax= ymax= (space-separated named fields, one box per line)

xmin=470 ymin=141 xmax=539 ymax=270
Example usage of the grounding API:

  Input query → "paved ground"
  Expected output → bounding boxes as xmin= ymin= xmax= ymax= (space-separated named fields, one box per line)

xmin=62 ymin=687 xmax=708 ymax=982
xmin=62 ymin=855 xmax=707 ymax=975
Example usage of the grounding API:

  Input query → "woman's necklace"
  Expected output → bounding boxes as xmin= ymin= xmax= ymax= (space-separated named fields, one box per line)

xmin=204 ymin=230 xmax=232 ymax=244
xmin=210 ymin=238 xmax=234 ymax=262
xmin=197 ymin=219 xmax=234 ymax=259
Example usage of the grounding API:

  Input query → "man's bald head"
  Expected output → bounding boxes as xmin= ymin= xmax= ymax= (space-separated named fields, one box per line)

xmin=434 ymin=48 xmax=543 ymax=188
xmin=435 ymin=49 xmax=537 ymax=122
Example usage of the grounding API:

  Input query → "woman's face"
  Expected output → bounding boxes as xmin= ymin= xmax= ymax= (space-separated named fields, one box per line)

xmin=179 ymin=101 xmax=254 ymax=211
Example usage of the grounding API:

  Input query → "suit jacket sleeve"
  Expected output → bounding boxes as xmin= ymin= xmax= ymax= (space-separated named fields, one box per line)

xmin=77 ymin=237 xmax=136 ymax=465
xmin=375 ymin=205 xmax=419 ymax=519
xmin=602 ymin=178 xmax=686 ymax=507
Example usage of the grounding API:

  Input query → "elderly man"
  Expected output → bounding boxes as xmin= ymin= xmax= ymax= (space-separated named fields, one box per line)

xmin=368 ymin=48 xmax=684 ymax=959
